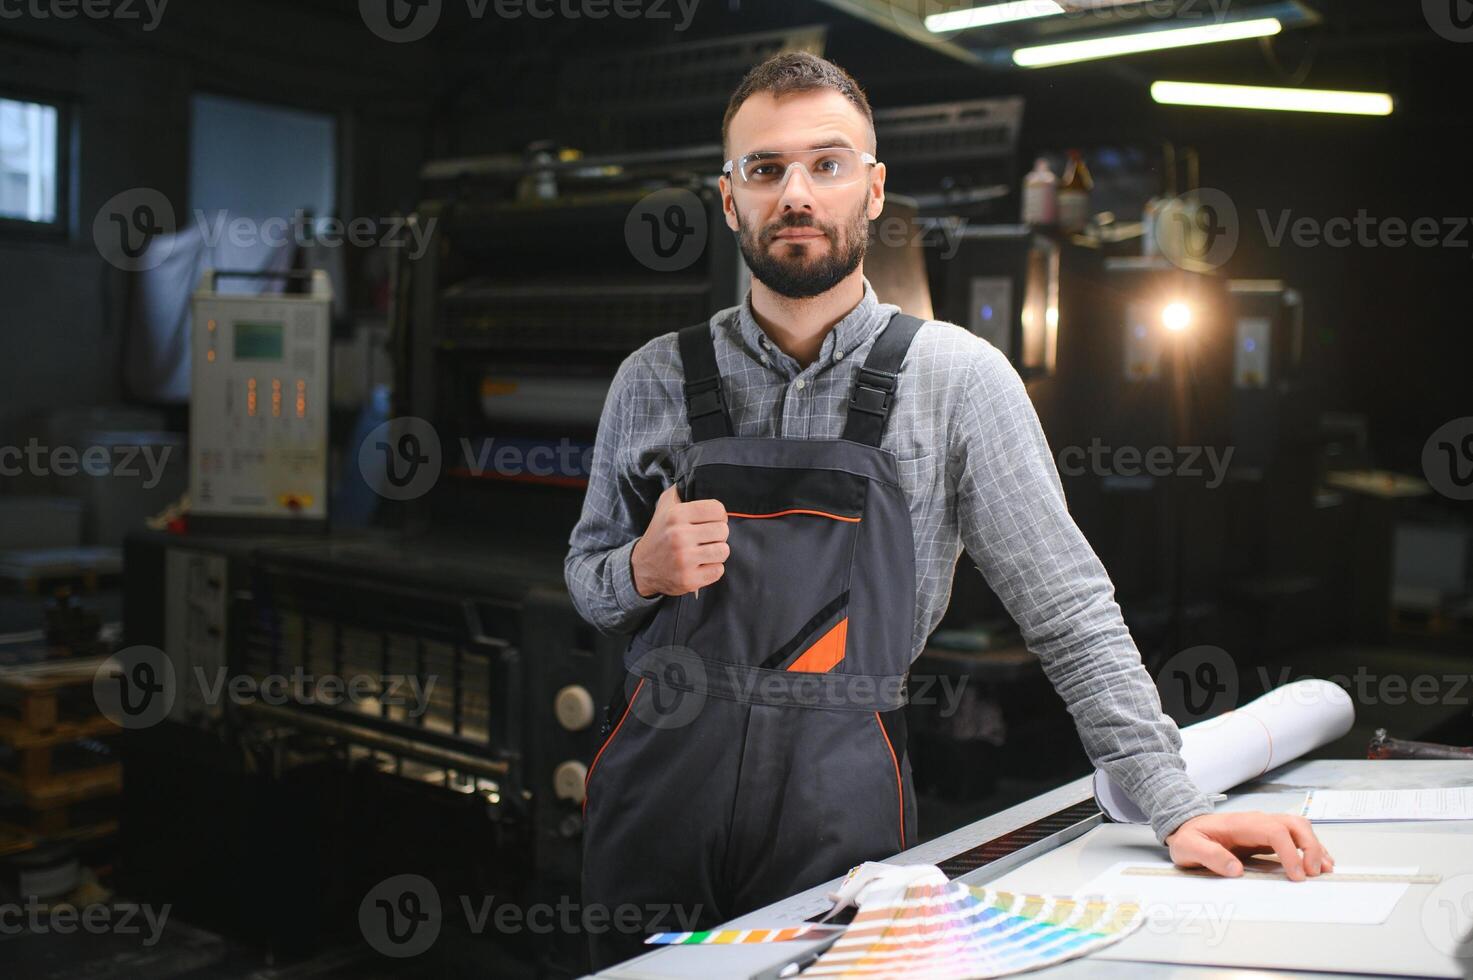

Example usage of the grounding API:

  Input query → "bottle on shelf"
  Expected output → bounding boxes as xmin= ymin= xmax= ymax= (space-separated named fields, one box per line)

xmin=1021 ymin=157 xmax=1058 ymax=227
xmin=1057 ymin=149 xmax=1093 ymax=234
xmin=1142 ymin=196 xmax=1165 ymax=256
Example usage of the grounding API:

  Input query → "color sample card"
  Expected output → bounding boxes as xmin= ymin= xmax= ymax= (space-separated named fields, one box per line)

xmin=644 ymin=924 xmax=844 ymax=945
xmin=800 ymin=881 xmax=1143 ymax=978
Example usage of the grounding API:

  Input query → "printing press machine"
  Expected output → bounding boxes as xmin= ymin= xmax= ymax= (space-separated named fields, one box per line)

xmin=120 ymin=528 xmax=629 ymax=963
xmin=116 ymin=43 xmax=1039 ymax=965
xmin=588 ymin=758 xmax=1473 ymax=979
xmin=116 ymin=27 xmax=1362 ymax=972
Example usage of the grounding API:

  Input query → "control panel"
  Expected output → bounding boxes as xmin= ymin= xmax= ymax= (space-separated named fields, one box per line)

xmin=190 ymin=270 xmax=331 ymax=523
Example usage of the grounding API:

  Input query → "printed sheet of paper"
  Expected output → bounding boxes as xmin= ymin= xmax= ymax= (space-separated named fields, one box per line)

xmin=1300 ymin=787 xmax=1473 ymax=822
xmin=1076 ymin=860 xmax=1416 ymax=925
xmin=984 ymin=824 xmax=1469 ymax=978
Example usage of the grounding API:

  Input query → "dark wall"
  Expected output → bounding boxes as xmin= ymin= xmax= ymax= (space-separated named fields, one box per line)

xmin=1157 ymin=110 xmax=1473 ymax=472
xmin=2 ymin=0 xmax=1465 ymax=473
xmin=915 ymin=25 xmax=1473 ymax=475
xmin=0 ymin=1 xmax=440 ymax=422
xmin=415 ymin=0 xmax=1470 ymax=474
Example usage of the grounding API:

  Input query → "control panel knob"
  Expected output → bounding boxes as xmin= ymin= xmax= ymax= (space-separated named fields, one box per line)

xmin=553 ymin=760 xmax=588 ymax=803
xmin=554 ymin=685 xmax=595 ymax=731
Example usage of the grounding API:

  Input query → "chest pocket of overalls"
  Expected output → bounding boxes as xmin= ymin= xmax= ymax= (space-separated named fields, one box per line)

xmin=675 ymin=460 xmax=866 ymax=674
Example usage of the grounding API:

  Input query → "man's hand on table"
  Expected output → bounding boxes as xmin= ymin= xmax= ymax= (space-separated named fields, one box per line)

xmin=1165 ymin=812 xmax=1334 ymax=880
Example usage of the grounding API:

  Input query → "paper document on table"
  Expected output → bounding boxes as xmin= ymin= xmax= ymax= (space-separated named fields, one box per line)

xmin=987 ymin=825 xmax=1469 ymax=977
xmin=1301 ymin=787 xmax=1473 ymax=822
xmin=1076 ymin=860 xmax=1417 ymax=925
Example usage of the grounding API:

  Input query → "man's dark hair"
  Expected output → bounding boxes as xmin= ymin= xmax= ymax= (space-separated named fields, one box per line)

xmin=721 ymin=51 xmax=875 ymax=154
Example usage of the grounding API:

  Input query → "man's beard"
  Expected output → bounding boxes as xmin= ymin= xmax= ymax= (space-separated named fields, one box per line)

xmin=735 ymin=203 xmax=870 ymax=300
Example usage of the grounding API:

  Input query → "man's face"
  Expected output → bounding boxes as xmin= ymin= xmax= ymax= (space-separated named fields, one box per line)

xmin=721 ymin=90 xmax=886 ymax=300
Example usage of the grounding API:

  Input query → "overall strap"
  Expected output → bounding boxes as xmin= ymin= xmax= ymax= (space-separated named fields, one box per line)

xmin=841 ymin=312 xmax=925 ymax=448
xmin=678 ymin=323 xmax=733 ymax=442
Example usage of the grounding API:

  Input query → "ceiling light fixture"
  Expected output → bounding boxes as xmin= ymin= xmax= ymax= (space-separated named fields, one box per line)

xmin=926 ymin=0 xmax=1065 ymax=32
xmin=1013 ymin=16 xmax=1282 ymax=67
xmin=1150 ymin=80 xmax=1394 ymax=116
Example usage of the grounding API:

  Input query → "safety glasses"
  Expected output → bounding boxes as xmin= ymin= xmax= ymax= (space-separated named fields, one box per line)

xmin=722 ymin=146 xmax=878 ymax=192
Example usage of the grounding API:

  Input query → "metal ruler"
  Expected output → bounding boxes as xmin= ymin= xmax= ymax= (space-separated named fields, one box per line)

xmin=1123 ymin=866 xmax=1441 ymax=884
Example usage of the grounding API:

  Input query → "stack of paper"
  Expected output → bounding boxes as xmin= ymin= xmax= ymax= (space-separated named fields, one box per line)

xmin=1300 ymin=787 xmax=1473 ymax=822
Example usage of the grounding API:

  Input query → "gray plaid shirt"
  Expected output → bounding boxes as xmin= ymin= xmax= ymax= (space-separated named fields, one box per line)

xmin=565 ymin=277 xmax=1213 ymax=844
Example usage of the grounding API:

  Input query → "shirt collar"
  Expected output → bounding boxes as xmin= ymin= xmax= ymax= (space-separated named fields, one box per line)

xmin=731 ymin=277 xmax=892 ymax=370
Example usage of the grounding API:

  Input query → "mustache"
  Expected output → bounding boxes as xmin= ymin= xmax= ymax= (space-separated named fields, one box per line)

xmin=759 ymin=214 xmax=831 ymax=246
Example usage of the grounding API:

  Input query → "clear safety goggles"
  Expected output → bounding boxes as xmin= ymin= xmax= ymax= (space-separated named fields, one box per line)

xmin=722 ymin=146 xmax=878 ymax=192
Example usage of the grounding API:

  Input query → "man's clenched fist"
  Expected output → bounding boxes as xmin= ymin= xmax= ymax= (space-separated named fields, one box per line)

xmin=631 ymin=483 xmax=730 ymax=598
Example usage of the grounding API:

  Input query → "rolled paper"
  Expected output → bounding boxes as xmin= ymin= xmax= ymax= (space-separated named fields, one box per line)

xmin=1094 ymin=678 xmax=1354 ymax=823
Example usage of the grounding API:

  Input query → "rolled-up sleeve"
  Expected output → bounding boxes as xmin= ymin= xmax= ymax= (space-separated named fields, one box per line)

xmin=950 ymin=347 xmax=1214 ymax=844
xmin=564 ymin=355 xmax=666 ymax=635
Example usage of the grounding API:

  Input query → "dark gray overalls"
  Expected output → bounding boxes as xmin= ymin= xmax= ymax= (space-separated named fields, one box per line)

xmin=581 ymin=313 xmax=924 ymax=967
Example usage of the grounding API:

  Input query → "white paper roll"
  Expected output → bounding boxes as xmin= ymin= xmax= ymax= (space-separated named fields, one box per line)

xmin=1094 ymin=678 xmax=1355 ymax=823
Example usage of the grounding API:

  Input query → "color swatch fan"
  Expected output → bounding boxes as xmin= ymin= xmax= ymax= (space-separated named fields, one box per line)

xmin=802 ymin=866 xmax=1144 ymax=979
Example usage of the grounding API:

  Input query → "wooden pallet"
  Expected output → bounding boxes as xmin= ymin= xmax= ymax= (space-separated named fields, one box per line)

xmin=0 ymin=759 xmax=122 ymax=809
xmin=0 ymin=656 xmax=122 ymax=854
xmin=0 ymin=812 xmax=118 ymax=857
xmin=0 ymin=751 xmax=122 ymax=856
xmin=0 ymin=656 xmax=113 ymax=731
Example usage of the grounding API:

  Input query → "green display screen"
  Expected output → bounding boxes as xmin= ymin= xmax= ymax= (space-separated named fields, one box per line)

xmin=234 ymin=321 xmax=285 ymax=360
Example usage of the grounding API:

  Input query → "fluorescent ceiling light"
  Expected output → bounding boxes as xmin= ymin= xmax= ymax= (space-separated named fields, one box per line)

xmin=926 ymin=0 xmax=1065 ymax=32
xmin=1013 ymin=16 xmax=1282 ymax=67
xmin=1151 ymin=80 xmax=1394 ymax=116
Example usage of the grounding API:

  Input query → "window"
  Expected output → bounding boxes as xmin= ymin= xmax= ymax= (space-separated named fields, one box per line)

xmin=190 ymin=93 xmax=336 ymax=226
xmin=0 ymin=96 xmax=60 ymax=225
